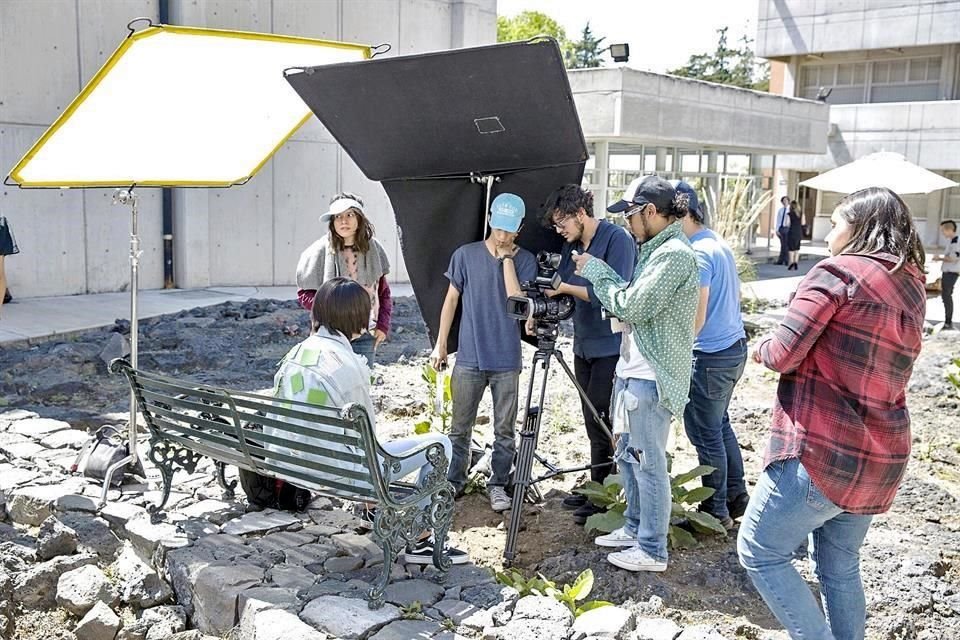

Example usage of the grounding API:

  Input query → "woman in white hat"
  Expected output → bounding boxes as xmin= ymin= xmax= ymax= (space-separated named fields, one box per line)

xmin=296 ymin=192 xmax=391 ymax=367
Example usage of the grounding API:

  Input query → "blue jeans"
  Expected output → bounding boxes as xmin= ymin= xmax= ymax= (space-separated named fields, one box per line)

xmin=737 ymin=458 xmax=873 ymax=640
xmin=447 ymin=365 xmax=519 ymax=492
xmin=350 ymin=333 xmax=376 ymax=367
xmin=683 ymin=338 xmax=747 ymax=518
xmin=614 ymin=377 xmax=672 ymax=562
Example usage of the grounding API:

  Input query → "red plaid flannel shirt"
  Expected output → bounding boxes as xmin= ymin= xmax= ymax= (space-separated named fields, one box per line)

xmin=758 ymin=253 xmax=926 ymax=514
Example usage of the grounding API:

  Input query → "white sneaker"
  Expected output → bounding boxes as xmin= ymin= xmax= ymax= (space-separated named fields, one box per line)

xmin=594 ymin=527 xmax=636 ymax=548
xmin=488 ymin=486 xmax=511 ymax=512
xmin=607 ymin=545 xmax=668 ymax=572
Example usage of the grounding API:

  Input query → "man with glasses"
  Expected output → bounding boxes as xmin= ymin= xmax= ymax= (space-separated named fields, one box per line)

xmin=542 ymin=184 xmax=637 ymax=525
xmin=572 ymin=175 xmax=698 ymax=573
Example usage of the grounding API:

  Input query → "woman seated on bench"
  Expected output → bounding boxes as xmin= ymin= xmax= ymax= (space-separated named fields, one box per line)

xmin=274 ymin=276 xmax=467 ymax=565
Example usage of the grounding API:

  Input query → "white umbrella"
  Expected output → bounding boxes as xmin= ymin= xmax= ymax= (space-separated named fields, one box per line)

xmin=799 ymin=151 xmax=958 ymax=195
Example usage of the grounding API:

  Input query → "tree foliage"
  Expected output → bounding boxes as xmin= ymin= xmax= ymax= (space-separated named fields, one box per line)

xmin=497 ymin=12 xmax=609 ymax=70
xmin=497 ymin=10 xmax=568 ymax=46
xmin=566 ymin=22 xmax=605 ymax=69
xmin=669 ymin=27 xmax=769 ymax=91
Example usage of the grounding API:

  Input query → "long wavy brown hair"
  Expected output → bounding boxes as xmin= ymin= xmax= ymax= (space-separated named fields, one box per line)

xmin=327 ymin=191 xmax=375 ymax=255
xmin=833 ymin=187 xmax=925 ymax=274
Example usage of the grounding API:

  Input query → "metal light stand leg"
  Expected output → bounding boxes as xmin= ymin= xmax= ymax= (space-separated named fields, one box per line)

xmin=99 ymin=188 xmax=142 ymax=507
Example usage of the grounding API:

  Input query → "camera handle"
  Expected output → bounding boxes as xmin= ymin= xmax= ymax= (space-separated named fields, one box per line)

xmin=503 ymin=341 xmax=615 ymax=565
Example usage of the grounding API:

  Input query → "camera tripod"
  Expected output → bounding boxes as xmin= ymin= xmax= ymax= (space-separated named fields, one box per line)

xmin=502 ymin=321 xmax=615 ymax=565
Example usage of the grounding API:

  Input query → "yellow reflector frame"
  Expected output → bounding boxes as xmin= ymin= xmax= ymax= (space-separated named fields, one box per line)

xmin=8 ymin=25 xmax=369 ymax=188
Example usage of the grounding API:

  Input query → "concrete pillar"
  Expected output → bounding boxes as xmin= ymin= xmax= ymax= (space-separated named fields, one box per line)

xmin=655 ymin=147 xmax=667 ymax=173
xmin=172 ymin=189 xmax=211 ymax=288
xmin=782 ymin=56 xmax=800 ymax=98
xmin=594 ymin=140 xmax=610 ymax=217
xmin=704 ymin=151 xmax=719 ymax=226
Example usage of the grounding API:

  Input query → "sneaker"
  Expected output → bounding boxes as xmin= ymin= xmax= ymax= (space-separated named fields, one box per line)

xmin=561 ymin=493 xmax=588 ymax=510
xmin=594 ymin=527 xmax=636 ymax=548
xmin=944 ymin=322 xmax=955 ymax=331
xmin=728 ymin=493 xmax=750 ymax=520
xmin=488 ymin=486 xmax=511 ymax=512
xmin=572 ymin=501 xmax=602 ymax=525
xmin=403 ymin=537 xmax=469 ymax=565
xmin=607 ymin=545 xmax=667 ymax=572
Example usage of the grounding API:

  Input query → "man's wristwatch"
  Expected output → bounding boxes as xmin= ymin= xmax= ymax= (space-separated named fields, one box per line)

xmin=499 ymin=255 xmax=514 ymax=264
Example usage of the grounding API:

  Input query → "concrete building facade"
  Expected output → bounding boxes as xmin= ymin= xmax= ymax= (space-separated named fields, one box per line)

xmin=758 ymin=0 xmax=960 ymax=245
xmin=0 ymin=0 xmax=496 ymax=298
xmin=568 ymin=67 xmax=829 ymax=246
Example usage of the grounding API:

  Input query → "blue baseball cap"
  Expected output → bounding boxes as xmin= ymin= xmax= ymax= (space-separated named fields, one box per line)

xmin=670 ymin=180 xmax=702 ymax=219
xmin=489 ymin=193 xmax=525 ymax=232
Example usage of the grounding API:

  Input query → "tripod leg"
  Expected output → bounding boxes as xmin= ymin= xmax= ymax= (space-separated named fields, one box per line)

xmin=553 ymin=351 xmax=615 ymax=449
xmin=504 ymin=354 xmax=550 ymax=565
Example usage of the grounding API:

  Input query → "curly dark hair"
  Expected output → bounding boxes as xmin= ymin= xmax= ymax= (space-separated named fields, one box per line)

xmin=833 ymin=187 xmax=925 ymax=273
xmin=541 ymin=184 xmax=594 ymax=228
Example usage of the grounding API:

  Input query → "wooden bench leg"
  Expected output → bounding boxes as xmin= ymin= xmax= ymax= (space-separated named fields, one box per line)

xmin=147 ymin=439 xmax=201 ymax=515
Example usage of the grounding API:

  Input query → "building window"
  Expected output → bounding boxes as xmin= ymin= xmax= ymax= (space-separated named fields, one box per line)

xmin=870 ymin=57 xmax=940 ymax=103
xmin=799 ymin=56 xmax=942 ymax=104
xmin=799 ymin=63 xmax=866 ymax=104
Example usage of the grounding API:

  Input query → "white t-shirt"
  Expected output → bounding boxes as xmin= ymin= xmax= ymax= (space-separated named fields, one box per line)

xmin=615 ymin=328 xmax=656 ymax=380
xmin=943 ymin=236 xmax=960 ymax=274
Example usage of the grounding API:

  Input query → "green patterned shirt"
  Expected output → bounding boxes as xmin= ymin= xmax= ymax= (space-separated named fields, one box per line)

xmin=580 ymin=221 xmax=699 ymax=417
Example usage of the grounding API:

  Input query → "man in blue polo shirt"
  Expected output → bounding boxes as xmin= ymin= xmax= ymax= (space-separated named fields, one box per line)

xmin=675 ymin=181 xmax=749 ymax=530
xmin=543 ymin=184 xmax=637 ymax=525
xmin=431 ymin=193 xmax=538 ymax=513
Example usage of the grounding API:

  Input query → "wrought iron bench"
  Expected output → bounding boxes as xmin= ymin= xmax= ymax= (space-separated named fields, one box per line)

xmin=109 ymin=358 xmax=455 ymax=608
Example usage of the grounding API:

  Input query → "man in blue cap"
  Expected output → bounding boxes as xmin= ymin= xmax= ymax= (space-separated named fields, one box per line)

xmin=675 ymin=180 xmax=749 ymax=530
xmin=431 ymin=193 xmax=537 ymax=512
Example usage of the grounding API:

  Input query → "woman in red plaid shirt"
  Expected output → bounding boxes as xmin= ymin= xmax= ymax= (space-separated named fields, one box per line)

xmin=738 ymin=187 xmax=926 ymax=640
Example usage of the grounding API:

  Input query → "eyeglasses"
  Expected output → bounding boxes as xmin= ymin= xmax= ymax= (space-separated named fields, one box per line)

xmin=624 ymin=202 xmax=647 ymax=218
xmin=552 ymin=214 xmax=576 ymax=231
xmin=333 ymin=211 xmax=357 ymax=221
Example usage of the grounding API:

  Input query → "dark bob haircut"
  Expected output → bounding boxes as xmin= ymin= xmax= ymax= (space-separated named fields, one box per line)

xmin=311 ymin=277 xmax=371 ymax=337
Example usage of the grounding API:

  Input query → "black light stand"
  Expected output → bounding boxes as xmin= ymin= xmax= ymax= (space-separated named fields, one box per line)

xmin=502 ymin=320 xmax=614 ymax=565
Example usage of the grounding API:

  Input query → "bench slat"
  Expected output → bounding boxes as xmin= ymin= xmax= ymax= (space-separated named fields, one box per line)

xmin=146 ymin=405 xmax=374 ymax=483
xmin=139 ymin=389 xmax=365 ymax=449
xmin=151 ymin=425 xmax=251 ymax=469
xmin=242 ymin=430 xmax=370 ymax=474
xmin=254 ymin=460 xmax=377 ymax=499
xmin=134 ymin=373 xmax=351 ymax=428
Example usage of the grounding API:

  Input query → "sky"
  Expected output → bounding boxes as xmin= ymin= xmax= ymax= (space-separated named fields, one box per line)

xmin=496 ymin=0 xmax=761 ymax=74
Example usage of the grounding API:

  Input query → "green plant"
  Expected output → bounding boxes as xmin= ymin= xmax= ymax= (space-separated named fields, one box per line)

xmin=495 ymin=568 xmax=611 ymax=617
xmin=400 ymin=601 xmax=425 ymax=620
xmin=946 ymin=357 xmax=960 ymax=397
xmin=577 ymin=458 xmax=727 ymax=548
xmin=666 ymin=454 xmax=727 ymax=548
xmin=414 ymin=363 xmax=452 ymax=434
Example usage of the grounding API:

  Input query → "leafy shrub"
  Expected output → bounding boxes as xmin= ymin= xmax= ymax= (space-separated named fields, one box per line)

xmin=414 ymin=363 xmax=452 ymax=434
xmin=577 ymin=455 xmax=727 ymax=548
xmin=947 ymin=357 xmax=960 ymax=397
xmin=495 ymin=568 xmax=611 ymax=617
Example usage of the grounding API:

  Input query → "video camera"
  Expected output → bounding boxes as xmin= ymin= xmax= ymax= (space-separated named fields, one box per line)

xmin=506 ymin=251 xmax=575 ymax=324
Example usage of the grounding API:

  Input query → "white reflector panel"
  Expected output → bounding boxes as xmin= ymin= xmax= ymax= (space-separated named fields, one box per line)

xmin=8 ymin=25 xmax=368 ymax=187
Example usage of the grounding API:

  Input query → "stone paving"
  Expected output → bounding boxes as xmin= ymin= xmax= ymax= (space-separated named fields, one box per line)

xmin=2 ymin=410 xmax=751 ymax=640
